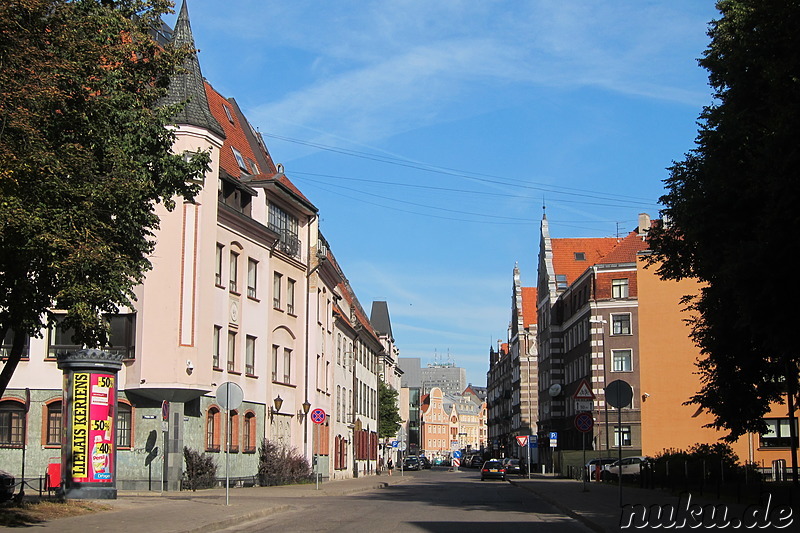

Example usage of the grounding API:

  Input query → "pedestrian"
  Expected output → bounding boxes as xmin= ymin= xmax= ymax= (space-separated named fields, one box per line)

xmin=387 ymin=458 xmax=394 ymax=476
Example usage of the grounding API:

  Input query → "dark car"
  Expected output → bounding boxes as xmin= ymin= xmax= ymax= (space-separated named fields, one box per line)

xmin=0 ymin=470 xmax=15 ymax=502
xmin=403 ymin=457 xmax=421 ymax=471
xmin=419 ymin=456 xmax=431 ymax=469
xmin=468 ymin=455 xmax=483 ymax=468
xmin=504 ymin=458 xmax=523 ymax=476
xmin=480 ymin=460 xmax=506 ymax=481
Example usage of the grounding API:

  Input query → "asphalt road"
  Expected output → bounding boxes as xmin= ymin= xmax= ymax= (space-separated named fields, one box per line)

xmin=221 ymin=468 xmax=593 ymax=533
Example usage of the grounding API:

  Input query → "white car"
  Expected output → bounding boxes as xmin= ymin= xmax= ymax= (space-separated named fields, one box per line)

xmin=603 ymin=456 xmax=650 ymax=480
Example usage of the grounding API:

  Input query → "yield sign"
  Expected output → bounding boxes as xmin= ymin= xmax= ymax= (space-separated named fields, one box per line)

xmin=515 ymin=435 xmax=528 ymax=447
xmin=573 ymin=379 xmax=595 ymax=400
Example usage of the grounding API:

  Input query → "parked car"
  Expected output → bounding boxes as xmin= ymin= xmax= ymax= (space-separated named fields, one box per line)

xmin=480 ymin=460 xmax=506 ymax=481
xmin=0 ymin=470 xmax=15 ymax=502
xmin=403 ymin=457 xmax=421 ymax=471
xmin=603 ymin=456 xmax=651 ymax=481
xmin=419 ymin=456 xmax=431 ymax=469
xmin=468 ymin=455 xmax=483 ymax=468
xmin=585 ymin=458 xmax=616 ymax=481
xmin=504 ymin=458 xmax=523 ymax=476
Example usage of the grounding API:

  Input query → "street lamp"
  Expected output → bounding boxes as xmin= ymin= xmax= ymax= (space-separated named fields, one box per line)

xmin=268 ymin=395 xmax=283 ymax=420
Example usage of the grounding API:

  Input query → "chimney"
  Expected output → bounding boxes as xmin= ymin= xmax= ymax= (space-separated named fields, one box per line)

xmin=638 ymin=213 xmax=651 ymax=236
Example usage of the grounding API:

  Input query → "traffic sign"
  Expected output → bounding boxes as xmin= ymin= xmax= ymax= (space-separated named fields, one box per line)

xmin=574 ymin=412 xmax=594 ymax=433
xmin=575 ymin=399 xmax=593 ymax=412
xmin=453 ymin=450 xmax=462 ymax=459
xmin=310 ymin=408 xmax=326 ymax=424
xmin=391 ymin=440 xmax=398 ymax=448
xmin=216 ymin=382 xmax=244 ymax=411
xmin=515 ymin=435 xmax=528 ymax=447
xmin=573 ymin=379 xmax=595 ymax=400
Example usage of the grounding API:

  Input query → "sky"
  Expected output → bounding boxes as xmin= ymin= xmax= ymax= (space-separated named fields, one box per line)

xmin=166 ymin=1 xmax=720 ymax=387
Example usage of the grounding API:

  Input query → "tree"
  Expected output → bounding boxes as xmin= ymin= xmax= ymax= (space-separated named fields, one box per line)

xmin=0 ymin=0 xmax=210 ymax=397
xmin=378 ymin=381 xmax=402 ymax=438
xmin=646 ymin=0 xmax=800 ymax=480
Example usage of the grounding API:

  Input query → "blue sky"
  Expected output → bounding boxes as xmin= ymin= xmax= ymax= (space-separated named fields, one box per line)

xmin=168 ymin=1 xmax=719 ymax=386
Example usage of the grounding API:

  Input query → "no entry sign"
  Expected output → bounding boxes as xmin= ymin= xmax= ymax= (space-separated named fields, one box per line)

xmin=310 ymin=408 xmax=326 ymax=424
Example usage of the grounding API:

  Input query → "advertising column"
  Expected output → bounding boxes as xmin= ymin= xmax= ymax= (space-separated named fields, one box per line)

xmin=57 ymin=349 xmax=124 ymax=499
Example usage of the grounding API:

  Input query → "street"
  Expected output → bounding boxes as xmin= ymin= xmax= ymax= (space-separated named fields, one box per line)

xmin=222 ymin=468 xmax=592 ymax=533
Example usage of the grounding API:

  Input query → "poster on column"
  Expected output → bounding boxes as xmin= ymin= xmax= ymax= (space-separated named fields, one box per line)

xmin=71 ymin=372 xmax=115 ymax=483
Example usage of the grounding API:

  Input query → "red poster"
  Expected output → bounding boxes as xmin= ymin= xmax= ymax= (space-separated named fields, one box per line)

xmin=71 ymin=372 xmax=115 ymax=483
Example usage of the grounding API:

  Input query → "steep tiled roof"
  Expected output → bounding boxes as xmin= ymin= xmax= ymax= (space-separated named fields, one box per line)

xmin=551 ymin=238 xmax=618 ymax=285
xmin=597 ymin=231 xmax=650 ymax=264
xmin=521 ymin=287 xmax=537 ymax=327
xmin=204 ymin=81 xmax=261 ymax=180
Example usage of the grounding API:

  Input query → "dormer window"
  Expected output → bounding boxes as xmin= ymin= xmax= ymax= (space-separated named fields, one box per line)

xmin=247 ymin=159 xmax=259 ymax=175
xmin=223 ymin=104 xmax=234 ymax=123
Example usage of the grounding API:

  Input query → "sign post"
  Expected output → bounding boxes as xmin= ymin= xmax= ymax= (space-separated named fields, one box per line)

xmin=310 ymin=408 xmax=325 ymax=489
xmin=605 ymin=379 xmax=633 ymax=507
xmin=216 ymin=382 xmax=244 ymax=506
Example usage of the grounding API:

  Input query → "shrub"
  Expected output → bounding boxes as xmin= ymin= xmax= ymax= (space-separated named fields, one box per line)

xmin=183 ymin=446 xmax=217 ymax=490
xmin=257 ymin=439 xmax=311 ymax=486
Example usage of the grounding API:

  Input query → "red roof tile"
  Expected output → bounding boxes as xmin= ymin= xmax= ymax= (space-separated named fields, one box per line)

xmin=551 ymin=238 xmax=618 ymax=285
xmin=521 ymin=287 xmax=537 ymax=327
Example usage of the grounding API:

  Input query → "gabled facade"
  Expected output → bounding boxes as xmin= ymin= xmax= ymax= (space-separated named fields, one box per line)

xmin=536 ymin=213 xmax=649 ymax=471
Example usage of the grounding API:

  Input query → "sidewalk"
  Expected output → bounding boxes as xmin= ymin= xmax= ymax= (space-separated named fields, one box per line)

xmin=509 ymin=475 xmax=798 ymax=532
xmin=26 ymin=474 xmax=411 ymax=533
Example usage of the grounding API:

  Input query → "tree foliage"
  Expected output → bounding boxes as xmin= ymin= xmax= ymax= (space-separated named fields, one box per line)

xmin=646 ymin=0 xmax=800 ymax=440
xmin=378 ymin=380 xmax=402 ymax=438
xmin=0 ymin=0 xmax=210 ymax=396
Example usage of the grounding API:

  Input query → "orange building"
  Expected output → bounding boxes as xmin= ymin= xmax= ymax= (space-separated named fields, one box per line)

xmin=638 ymin=252 xmax=794 ymax=471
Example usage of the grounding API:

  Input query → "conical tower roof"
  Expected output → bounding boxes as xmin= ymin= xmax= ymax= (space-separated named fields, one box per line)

xmin=161 ymin=1 xmax=225 ymax=139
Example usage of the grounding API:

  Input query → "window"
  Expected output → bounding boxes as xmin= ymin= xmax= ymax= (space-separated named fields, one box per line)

xmin=574 ymin=252 xmax=586 ymax=261
xmin=761 ymin=418 xmax=799 ymax=448
xmin=273 ymin=272 xmax=282 ymax=309
xmin=612 ymin=278 xmax=629 ymax=299
xmin=45 ymin=401 xmax=62 ymax=446
xmin=227 ymin=331 xmax=237 ymax=372
xmin=117 ymin=402 xmax=132 ymax=448
xmin=105 ymin=314 xmax=136 ymax=359
xmin=247 ymin=159 xmax=259 ymax=175
xmin=206 ymin=407 xmax=221 ymax=451
xmin=247 ymin=258 xmax=258 ymax=299
xmin=614 ymin=425 xmax=632 ymax=447
xmin=231 ymin=147 xmax=248 ymax=172
xmin=48 ymin=313 xmax=135 ymax=358
xmin=556 ymin=274 xmax=568 ymax=290
xmin=611 ymin=314 xmax=631 ymax=335
xmin=283 ymin=348 xmax=292 ymax=383
xmin=223 ymin=104 xmax=234 ymax=123
xmin=271 ymin=345 xmax=279 ymax=382
xmin=286 ymin=279 xmax=296 ymax=314
xmin=212 ymin=326 xmax=221 ymax=369
xmin=0 ymin=400 xmax=25 ymax=448
xmin=229 ymin=251 xmax=239 ymax=293
xmin=215 ymin=244 xmax=224 ymax=286
xmin=611 ymin=349 xmax=633 ymax=372
xmin=1 ymin=330 xmax=29 ymax=359
xmin=243 ymin=412 xmax=256 ymax=453
xmin=228 ymin=410 xmax=239 ymax=452
xmin=245 ymin=335 xmax=256 ymax=375
xmin=268 ymin=203 xmax=300 ymax=257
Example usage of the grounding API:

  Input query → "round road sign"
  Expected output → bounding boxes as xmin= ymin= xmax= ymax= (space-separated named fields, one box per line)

xmin=310 ymin=408 xmax=326 ymax=424
xmin=215 ymin=382 xmax=244 ymax=411
xmin=605 ymin=380 xmax=633 ymax=409
xmin=574 ymin=412 xmax=593 ymax=433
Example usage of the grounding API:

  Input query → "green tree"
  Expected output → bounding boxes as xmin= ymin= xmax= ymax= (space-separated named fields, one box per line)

xmin=378 ymin=381 xmax=402 ymax=438
xmin=646 ymin=0 xmax=800 ymax=480
xmin=0 ymin=0 xmax=210 ymax=396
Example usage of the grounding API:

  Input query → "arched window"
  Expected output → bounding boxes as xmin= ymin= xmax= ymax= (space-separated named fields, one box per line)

xmin=0 ymin=399 xmax=25 ymax=448
xmin=228 ymin=410 xmax=239 ymax=452
xmin=206 ymin=406 xmax=221 ymax=451
xmin=243 ymin=411 xmax=256 ymax=453
xmin=44 ymin=400 xmax=62 ymax=446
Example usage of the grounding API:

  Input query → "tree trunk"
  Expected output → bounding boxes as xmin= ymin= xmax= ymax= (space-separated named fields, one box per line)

xmin=786 ymin=361 xmax=799 ymax=486
xmin=0 ymin=329 xmax=27 ymax=398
